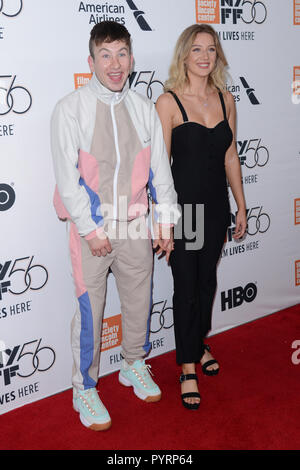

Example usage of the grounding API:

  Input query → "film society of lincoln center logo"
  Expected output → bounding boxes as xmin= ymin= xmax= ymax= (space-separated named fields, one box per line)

xmin=74 ymin=73 xmax=92 ymax=89
xmin=294 ymin=198 xmax=300 ymax=226
xmin=293 ymin=66 xmax=300 ymax=103
xmin=100 ymin=314 xmax=122 ymax=351
xmin=295 ymin=0 xmax=300 ymax=24
xmin=295 ymin=198 xmax=300 ymax=287
xmin=100 ymin=299 xmax=174 ymax=352
xmin=195 ymin=0 xmax=267 ymax=25
xmin=295 ymin=260 xmax=300 ymax=286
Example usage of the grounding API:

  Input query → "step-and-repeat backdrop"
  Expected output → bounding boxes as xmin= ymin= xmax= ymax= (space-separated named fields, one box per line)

xmin=1 ymin=0 xmax=299 ymax=414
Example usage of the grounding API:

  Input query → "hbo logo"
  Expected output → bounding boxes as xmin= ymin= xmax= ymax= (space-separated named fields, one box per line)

xmin=221 ymin=282 xmax=257 ymax=311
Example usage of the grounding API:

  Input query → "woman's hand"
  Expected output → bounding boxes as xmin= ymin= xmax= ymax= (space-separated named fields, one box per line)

xmin=153 ymin=224 xmax=174 ymax=263
xmin=233 ymin=208 xmax=247 ymax=240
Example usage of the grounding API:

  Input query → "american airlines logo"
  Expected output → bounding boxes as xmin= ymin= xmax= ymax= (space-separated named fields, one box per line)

xmin=77 ymin=1 xmax=152 ymax=30
xmin=126 ymin=0 xmax=152 ymax=31
xmin=239 ymin=76 xmax=260 ymax=105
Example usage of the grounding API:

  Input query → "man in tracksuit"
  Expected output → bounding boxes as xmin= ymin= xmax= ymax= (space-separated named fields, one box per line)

xmin=51 ymin=21 xmax=180 ymax=431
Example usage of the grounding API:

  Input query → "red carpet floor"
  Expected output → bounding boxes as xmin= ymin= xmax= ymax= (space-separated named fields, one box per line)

xmin=1 ymin=304 xmax=300 ymax=450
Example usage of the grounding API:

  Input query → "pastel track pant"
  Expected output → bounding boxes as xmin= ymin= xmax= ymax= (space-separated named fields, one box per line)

xmin=68 ymin=220 xmax=153 ymax=391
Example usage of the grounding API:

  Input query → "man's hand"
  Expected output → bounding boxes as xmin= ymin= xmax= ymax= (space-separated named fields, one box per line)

xmin=153 ymin=224 xmax=174 ymax=263
xmin=87 ymin=235 xmax=112 ymax=257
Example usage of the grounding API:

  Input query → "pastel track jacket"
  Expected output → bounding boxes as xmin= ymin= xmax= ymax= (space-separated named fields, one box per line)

xmin=51 ymin=74 xmax=180 ymax=239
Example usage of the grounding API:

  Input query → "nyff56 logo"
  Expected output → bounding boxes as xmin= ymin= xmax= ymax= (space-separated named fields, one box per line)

xmin=74 ymin=70 xmax=163 ymax=102
xmin=0 ymin=75 xmax=32 ymax=116
xmin=0 ymin=338 xmax=56 ymax=386
xmin=0 ymin=256 xmax=48 ymax=301
xmin=0 ymin=0 xmax=23 ymax=18
xmin=196 ymin=0 xmax=267 ymax=25
xmin=226 ymin=206 xmax=270 ymax=242
xmin=237 ymin=138 xmax=269 ymax=168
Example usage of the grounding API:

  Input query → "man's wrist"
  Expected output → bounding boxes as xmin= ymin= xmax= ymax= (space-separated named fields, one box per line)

xmin=84 ymin=226 xmax=107 ymax=241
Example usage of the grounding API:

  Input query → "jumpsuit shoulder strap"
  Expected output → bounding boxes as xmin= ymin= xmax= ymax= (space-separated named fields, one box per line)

xmin=168 ymin=90 xmax=189 ymax=122
xmin=218 ymin=91 xmax=227 ymax=121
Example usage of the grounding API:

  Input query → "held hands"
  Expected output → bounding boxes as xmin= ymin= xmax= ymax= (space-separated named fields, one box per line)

xmin=87 ymin=223 xmax=175 ymax=260
xmin=153 ymin=224 xmax=174 ymax=263
xmin=233 ymin=208 xmax=247 ymax=240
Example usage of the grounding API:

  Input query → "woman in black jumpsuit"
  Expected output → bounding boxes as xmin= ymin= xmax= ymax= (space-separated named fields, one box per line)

xmin=156 ymin=24 xmax=247 ymax=409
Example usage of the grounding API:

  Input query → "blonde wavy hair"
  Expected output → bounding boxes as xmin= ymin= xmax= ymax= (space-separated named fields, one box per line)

xmin=164 ymin=24 xmax=228 ymax=93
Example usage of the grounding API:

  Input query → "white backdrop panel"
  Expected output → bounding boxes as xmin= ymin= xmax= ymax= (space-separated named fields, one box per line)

xmin=0 ymin=0 xmax=299 ymax=414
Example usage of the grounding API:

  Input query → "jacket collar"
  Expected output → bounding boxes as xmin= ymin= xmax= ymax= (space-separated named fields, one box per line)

xmin=89 ymin=73 xmax=129 ymax=104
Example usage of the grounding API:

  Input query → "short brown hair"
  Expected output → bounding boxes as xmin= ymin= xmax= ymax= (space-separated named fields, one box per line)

xmin=89 ymin=21 xmax=132 ymax=58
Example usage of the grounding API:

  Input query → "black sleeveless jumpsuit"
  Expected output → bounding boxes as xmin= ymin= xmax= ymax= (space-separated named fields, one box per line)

xmin=169 ymin=91 xmax=232 ymax=365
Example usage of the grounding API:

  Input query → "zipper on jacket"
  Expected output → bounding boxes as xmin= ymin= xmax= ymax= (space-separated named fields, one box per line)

xmin=111 ymin=94 xmax=121 ymax=229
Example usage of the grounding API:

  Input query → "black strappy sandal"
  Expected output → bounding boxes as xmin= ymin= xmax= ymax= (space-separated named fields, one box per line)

xmin=179 ymin=373 xmax=201 ymax=410
xmin=201 ymin=344 xmax=220 ymax=376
